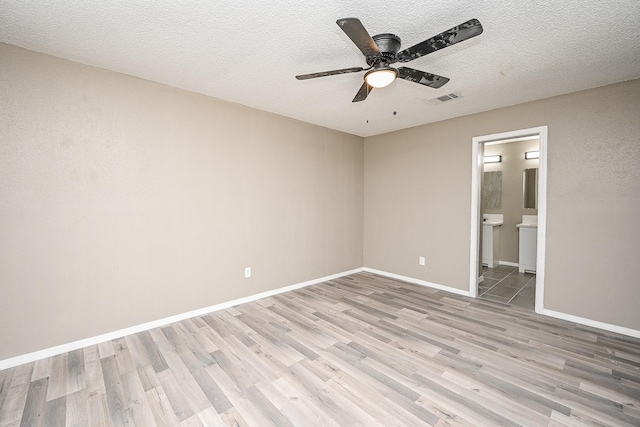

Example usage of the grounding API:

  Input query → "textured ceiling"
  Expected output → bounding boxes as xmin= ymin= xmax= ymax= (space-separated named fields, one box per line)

xmin=1 ymin=1 xmax=639 ymax=137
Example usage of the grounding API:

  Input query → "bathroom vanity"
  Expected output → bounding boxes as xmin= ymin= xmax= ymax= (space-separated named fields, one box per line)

xmin=517 ymin=215 xmax=538 ymax=273
xmin=482 ymin=214 xmax=503 ymax=268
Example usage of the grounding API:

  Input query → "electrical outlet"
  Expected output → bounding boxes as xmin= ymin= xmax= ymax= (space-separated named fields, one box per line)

xmin=419 ymin=257 xmax=425 ymax=266
xmin=244 ymin=267 xmax=251 ymax=278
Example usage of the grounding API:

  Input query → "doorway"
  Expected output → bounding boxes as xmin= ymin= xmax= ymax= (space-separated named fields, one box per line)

xmin=468 ymin=126 xmax=548 ymax=314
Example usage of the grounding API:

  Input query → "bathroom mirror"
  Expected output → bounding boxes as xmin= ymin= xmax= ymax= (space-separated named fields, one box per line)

xmin=523 ymin=168 xmax=538 ymax=209
xmin=482 ymin=171 xmax=502 ymax=209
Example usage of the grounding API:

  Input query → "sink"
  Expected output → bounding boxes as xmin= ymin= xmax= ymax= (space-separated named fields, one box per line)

xmin=517 ymin=215 xmax=538 ymax=228
xmin=482 ymin=214 xmax=503 ymax=227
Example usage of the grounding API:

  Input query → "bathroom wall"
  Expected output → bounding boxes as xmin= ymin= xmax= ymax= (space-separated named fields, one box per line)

xmin=0 ymin=43 xmax=364 ymax=360
xmin=364 ymin=78 xmax=640 ymax=332
xmin=484 ymin=138 xmax=539 ymax=264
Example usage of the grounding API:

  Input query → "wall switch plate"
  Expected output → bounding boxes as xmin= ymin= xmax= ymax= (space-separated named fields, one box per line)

xmin=244 ymin=267 xmax=251 ymax=278
xmin=419 ymin=257 xmax=425 ymax=266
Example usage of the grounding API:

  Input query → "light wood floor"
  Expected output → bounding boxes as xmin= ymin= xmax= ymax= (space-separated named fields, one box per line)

xmin=1 ymin=272 xmax=639 ymax=426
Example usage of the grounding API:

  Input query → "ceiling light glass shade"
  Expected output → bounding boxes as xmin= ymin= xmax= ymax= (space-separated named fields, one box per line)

xmin=365 ymin=68 xmax=397 ymax=88
xmin=525 ymin=150 xmax=540 ymax=159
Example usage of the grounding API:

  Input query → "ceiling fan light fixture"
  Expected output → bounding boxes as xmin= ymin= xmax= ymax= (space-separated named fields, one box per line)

xmin=364 ymin=67 xmax=397 ymax=88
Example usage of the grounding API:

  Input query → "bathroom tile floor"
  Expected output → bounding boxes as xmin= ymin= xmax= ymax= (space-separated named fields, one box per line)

xmin=479 ymin=264 xmax=536 ymax=309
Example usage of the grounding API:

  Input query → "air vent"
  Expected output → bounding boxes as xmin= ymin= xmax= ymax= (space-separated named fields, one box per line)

xmin=429 ymin=92 xmax=463 ymax=105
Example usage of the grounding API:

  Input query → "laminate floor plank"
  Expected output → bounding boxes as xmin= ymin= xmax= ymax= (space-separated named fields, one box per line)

xmin=136 ymin=364 xmax=160 ymax=392
xmin=145 ymin=386 xmax=180 ymax=427
xmin=98 ymin=340 xmax=115 ymax=359
xmin=65 ymin=349 xmax=85 ymax=396
xmin=194 ymin=407 xmax=226 ymax=427
xmin=155 ymin=349 xmax=210 ymax=417
xmin=173 ymin=323 xmax=219 ymax=369
xmin=205 ymin=365 xmax=279 ymax=427
xmin=270 ymin=376 xmax=341 ymax=427
xmin=269 ymin=295 xmax=322 ymax=327
xmin=327 ymin=373 xmax=406 ymax=426
xmin=272 ymin=361 xmax=340 ymax=422
xmin=244 ymin=384 xmax=295 ymax=427
xmin=122 ymin=369 xmax=158 ymax=427
xmin=178 ymin=414 xmax=204 ymax=427
xmin=322 ymin=376 xmax=391 ymax=426
xmin=285 ymin=361 xmax=358 ymax=426
xmin=83 ymin=344 xmax=106 ymax=398
xmin=177 ymin=354 xmax=228 ymax=410
xmin=29 ymin=359 xmax=49 ymax=383
xmin=86 ymin=392 xmax=110 ymax=427
xmin=3 ymin=272 xmax=640 ymax=426
xmin=155 ymin=369 xmax=194 ymax=422
xmin=319 ymin=344 xmax=438 ymax=425
xmin=43 ymin=395 xmax=65 ymax=427
xmin=231 ymin=314 xmax=305 ymax=367
xmin=218 ymin=407 xmax=250 ymax=427
xmin=123 ymin=334 xmax=153 ymax=371
xmin=19 ymin=377 xmax=47 ymax=427
xmin=100 ymin=355 xmax=132 ymax=427
xmin=112 ymin=337 xmax=136 ymax=376
xmin=412 ymin=371 xmax=520 ymax=427
xmin=0 ymin=369 xmax=14 ymax=417
xmin=65 ymin=388 xmax=88 ymax=427
xmin=45 ymin=354 xmax=67 ymax=402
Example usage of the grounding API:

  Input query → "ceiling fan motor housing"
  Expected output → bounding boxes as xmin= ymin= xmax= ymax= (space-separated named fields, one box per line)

xmin=369 ymin=33 xmax=401 ymax=65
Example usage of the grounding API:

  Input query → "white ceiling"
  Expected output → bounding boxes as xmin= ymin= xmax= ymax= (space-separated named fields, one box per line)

xmin=1 ymin=1 xmax=639 ymax=137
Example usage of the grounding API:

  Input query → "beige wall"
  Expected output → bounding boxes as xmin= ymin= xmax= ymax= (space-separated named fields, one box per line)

xmin=0 ymin=44 xmax=364 ymax=360
xmin=2 ymin=41 xmax=639 ymax=362
xmin=365 ymin=79 xmax=640 ymax=331
xmin=484 ymin=139 xmax=539 ymax=264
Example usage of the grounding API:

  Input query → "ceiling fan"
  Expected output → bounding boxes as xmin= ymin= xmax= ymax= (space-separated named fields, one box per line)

xmin=295 ymin=17 xmax=483 ymax=102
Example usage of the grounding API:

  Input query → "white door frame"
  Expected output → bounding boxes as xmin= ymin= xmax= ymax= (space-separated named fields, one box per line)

xmin=469 ymin=126 xmax=548 ymax=314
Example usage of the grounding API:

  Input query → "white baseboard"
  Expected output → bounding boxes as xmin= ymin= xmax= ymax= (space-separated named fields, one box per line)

xmin=542 ymin=309 xmax=640 ymax=339
xmin=0 ymin=267 xmax=364 ymax=370
xmin=5 ymin=267 xmax=637 ymax=370
xmin=499 ymin=261 xmax=519 ymax=267
xmin=362 ymin=267 xmax=471 ymax=297
xmin=363 ymin=268 xmax=640 ymax=339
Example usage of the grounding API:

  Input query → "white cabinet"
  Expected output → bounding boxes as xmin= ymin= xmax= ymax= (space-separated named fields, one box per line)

xmin=518 ymin=225 xmax=537 ymax=273
xmin=482 ymin=224 xmax=501 ymax=268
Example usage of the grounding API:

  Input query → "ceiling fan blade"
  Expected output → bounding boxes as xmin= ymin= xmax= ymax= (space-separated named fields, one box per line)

xmin=397 ymin=18 xmax=483 ymax=63
xmin=296 ymin=67 xmax=364 ymax=80
xmin=336 ymin=18 xmax=381 ymax=58
xmin=352 ymin=82 xmax=372 ymax=102
xmin=397 ymin=67 xmax=450 ymax=89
